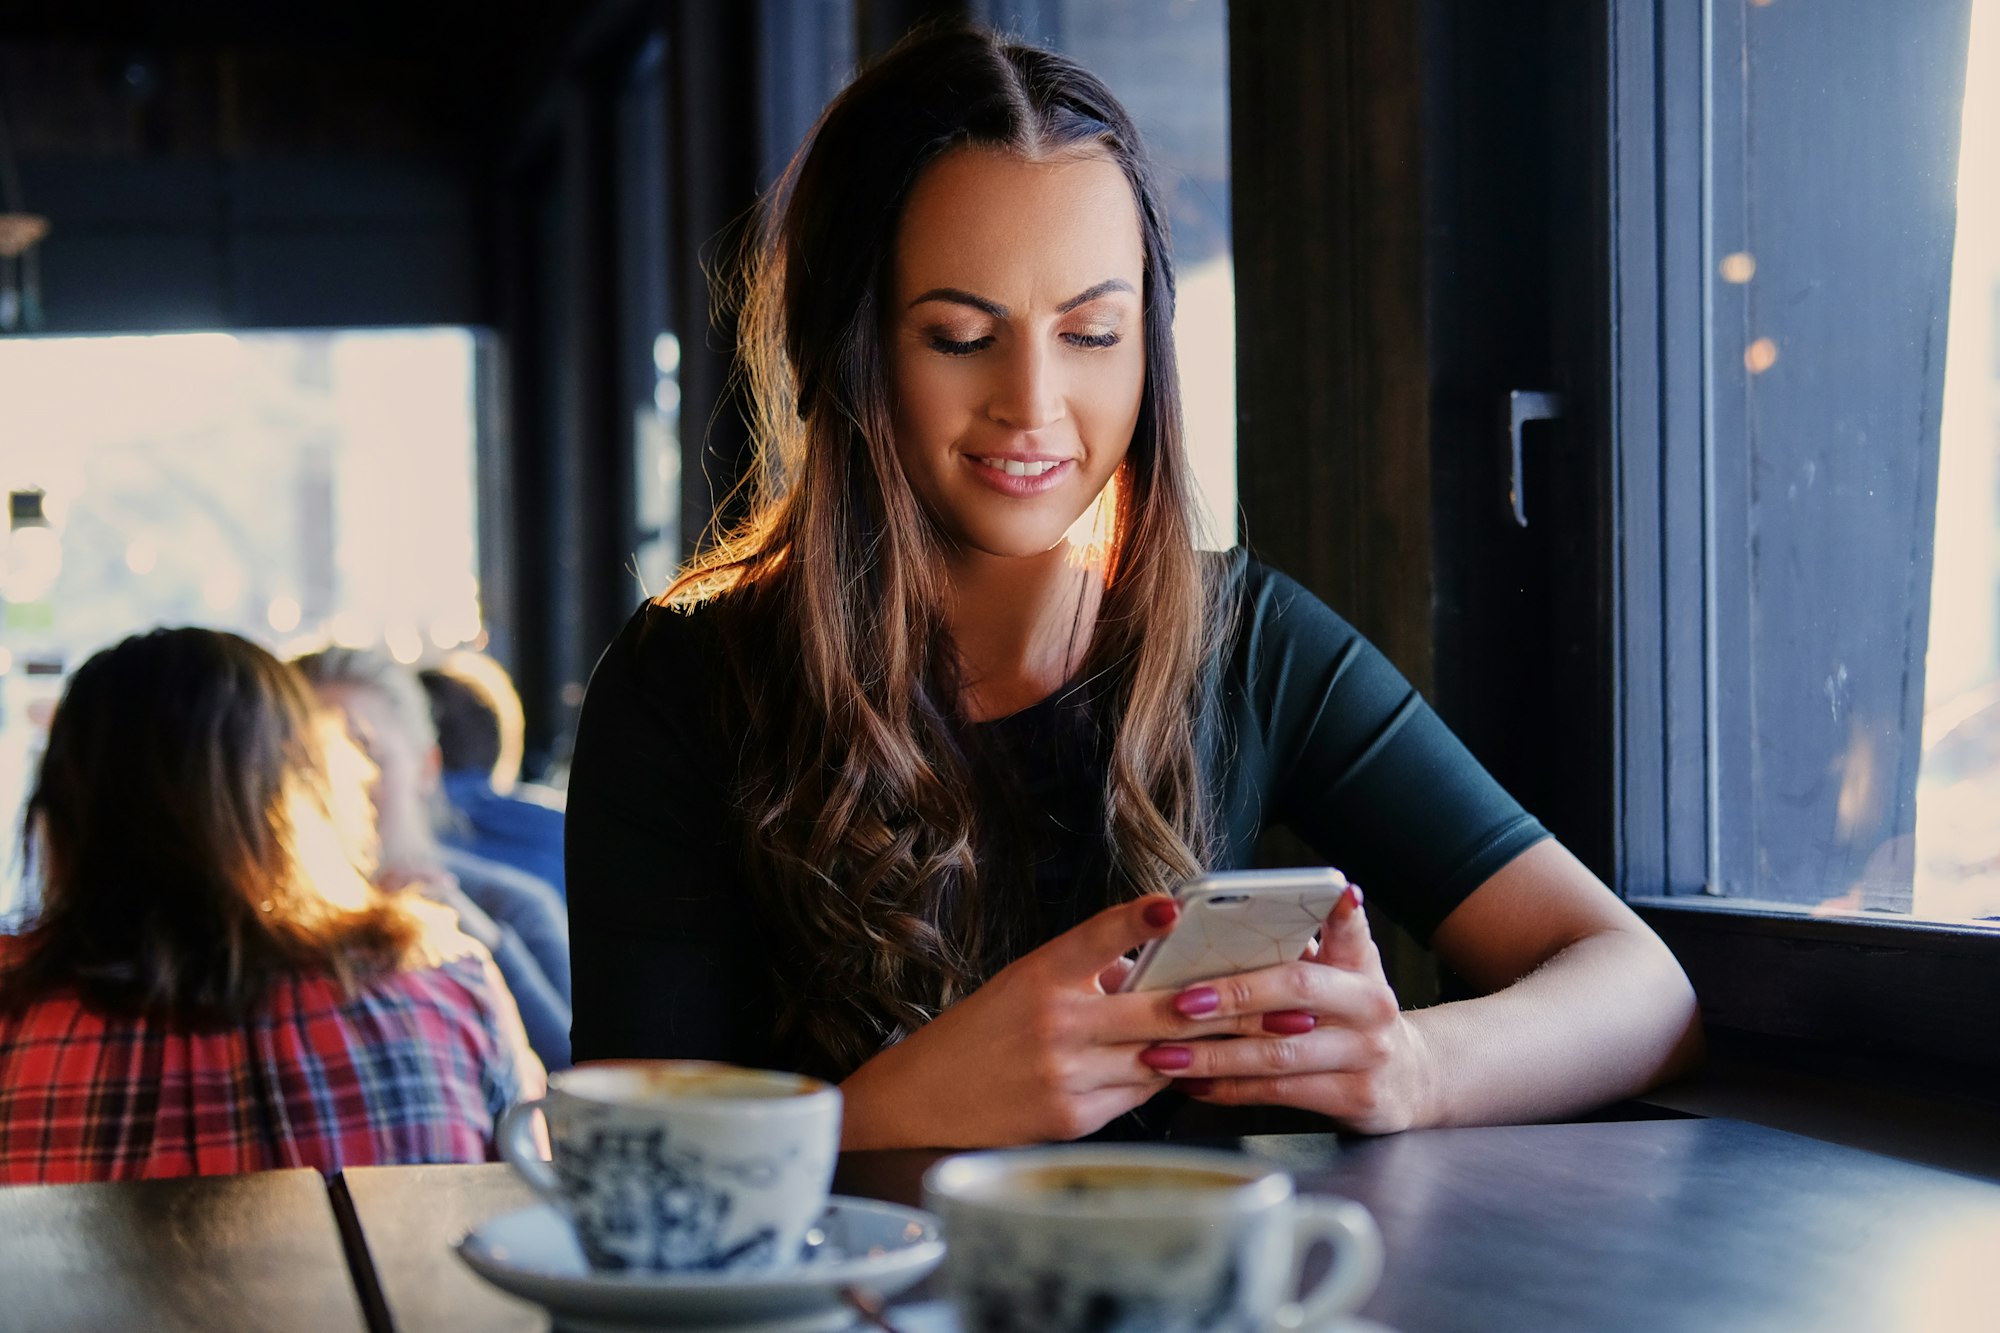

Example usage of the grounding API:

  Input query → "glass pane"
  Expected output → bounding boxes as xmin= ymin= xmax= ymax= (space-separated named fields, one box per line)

xmin=1698 ymin=0 xmax=1998 ymax=922
xmin=0 ymin=328 xmax=484 ymax=918
xmin=618 ymin=34 xmax=681 ymax=592
xmin=1918 ymin=0 xmax=2000 ymax=921
xmin=975 ymin=0 xmax=1236 ymax=547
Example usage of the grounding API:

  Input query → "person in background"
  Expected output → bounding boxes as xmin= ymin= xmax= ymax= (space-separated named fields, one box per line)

xmin=0 ymin=628 xmax=543 ymax=1184
xmin=295 ymin=647 xmax=572 ymax=1070
xmin=420 ymin=651 xmax=566 ymax=898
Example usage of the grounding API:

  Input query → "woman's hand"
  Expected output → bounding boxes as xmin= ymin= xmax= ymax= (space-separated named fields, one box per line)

xmin=838 ymin=895 xmax=1200 ymax=1149
xmin=1139 ymin=884 xmax=1438 ymax=1135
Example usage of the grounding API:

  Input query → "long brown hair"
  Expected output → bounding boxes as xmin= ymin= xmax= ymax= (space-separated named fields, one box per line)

xmin=668 ymin=25 xmax=1226 ymax=1075
xmin=0 ymin=627 xmax=430 ymax=1024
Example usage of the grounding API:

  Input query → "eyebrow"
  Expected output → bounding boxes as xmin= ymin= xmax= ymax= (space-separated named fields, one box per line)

xmin=905 ymin=278 xmax=1137 ymax=319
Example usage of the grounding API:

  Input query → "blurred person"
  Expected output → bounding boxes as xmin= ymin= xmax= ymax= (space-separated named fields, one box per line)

xmin=295 ymin=647 xmax=572 ymax=1069
xmin=0 ymin=628 xmax=544 ymax=1184
xmin=420 ymin=651 xmax=566 ymax=897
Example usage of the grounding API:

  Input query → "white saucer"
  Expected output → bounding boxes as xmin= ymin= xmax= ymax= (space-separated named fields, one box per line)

xmin=455 ymin=1195 xmax=945 ymax=1332
xmin=861 ymin=1303 xmax=1398 ymax=1333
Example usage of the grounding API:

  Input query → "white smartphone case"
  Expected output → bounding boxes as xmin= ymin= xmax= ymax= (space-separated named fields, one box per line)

xmin=1119 ymin=867 xmax=1349 ymax=993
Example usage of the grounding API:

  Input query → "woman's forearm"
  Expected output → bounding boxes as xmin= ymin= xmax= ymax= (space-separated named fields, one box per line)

xmin=1404 ymin=925 xmax=1703 ymax=1129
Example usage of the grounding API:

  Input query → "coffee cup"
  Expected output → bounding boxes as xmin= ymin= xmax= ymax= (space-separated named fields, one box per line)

xmin=496 ymin=1059 xmax=842 ymax=1275
xmin=923 ymin=1144 xmax=1383 ymax=1332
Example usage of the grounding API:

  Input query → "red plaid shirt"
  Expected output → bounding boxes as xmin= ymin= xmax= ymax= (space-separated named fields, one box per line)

xmin=0 ymin=942 xmax=546 ymax=1184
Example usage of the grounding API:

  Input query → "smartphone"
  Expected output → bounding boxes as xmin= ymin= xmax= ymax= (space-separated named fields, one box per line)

xmin=1118 ymin=867 xmax=1349 ymax=993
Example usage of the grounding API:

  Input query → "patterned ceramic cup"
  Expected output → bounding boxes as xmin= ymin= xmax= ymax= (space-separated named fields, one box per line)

xmin=924 ymin=1145 xmax=1383 ymax=1333
xmin=496 ymin=1060 xmax=842 ymax=1275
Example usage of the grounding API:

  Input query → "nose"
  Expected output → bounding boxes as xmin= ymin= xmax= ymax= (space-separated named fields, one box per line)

xmin=985 ymin=339 xmax=1065 ymax=433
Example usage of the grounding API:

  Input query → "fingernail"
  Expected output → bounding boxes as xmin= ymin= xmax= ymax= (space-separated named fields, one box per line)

xmin=1173 ymin=986 xmax=1220 ymax=1018
xmin=1342 ymin=883 xmax=1365 ymax=913
xmin=1141 ymin=1045 xmax=1193 ymax=1072
xmin=1261 ymin=1010 xmax=1317 ymax=1036
xmin=1143 ymin=898 xmax=1179 ymax=930
xmin=1180 ymin=1079 xmax=1215 ymax=1097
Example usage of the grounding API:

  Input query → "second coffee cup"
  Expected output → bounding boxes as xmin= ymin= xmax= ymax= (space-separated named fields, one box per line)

xmin=497 ymin=1059 xmax=842 ymax=1275
xmin=924 ymin=1143 xmax=1383 ymax=1333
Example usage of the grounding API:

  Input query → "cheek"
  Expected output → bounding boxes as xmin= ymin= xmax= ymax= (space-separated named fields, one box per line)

xmin=890 ymin=347 xmax=970 ymax=446
xmin=1075 ymin=348 xmax=1146 ymax=455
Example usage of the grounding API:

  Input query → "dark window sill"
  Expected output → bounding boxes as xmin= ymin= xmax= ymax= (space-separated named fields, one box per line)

xmin=1631 ymin=898 xmax=2000 ymax=1071
xmin=1638 ymin=1030 xmax=2000 ymax=1184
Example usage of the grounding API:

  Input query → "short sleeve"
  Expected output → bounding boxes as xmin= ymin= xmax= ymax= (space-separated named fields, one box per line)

xmin=1215 ymin=558 xmax=1548 ymax=942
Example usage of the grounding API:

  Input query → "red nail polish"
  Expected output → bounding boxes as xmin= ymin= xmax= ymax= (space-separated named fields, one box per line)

xmin=1261 ymin=1010 xmax=1317 ymax=1036
xmin=1141 ymin=1045 xmax=1193 ymax=1072
xmin=1143 ymin=898 xmax=1178 ymax=929
xmin=1180 ymin=1079 xmax=1215 ymax=1097
xmin=1173 ymin=986 xmax=1220 ymax=1018
xmin=1349 ymin=883 xmax=1365 ymax=911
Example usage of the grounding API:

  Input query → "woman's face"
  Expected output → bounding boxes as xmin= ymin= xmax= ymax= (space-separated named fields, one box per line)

xmin=888 ymin=148 xmax=1147 ymax=560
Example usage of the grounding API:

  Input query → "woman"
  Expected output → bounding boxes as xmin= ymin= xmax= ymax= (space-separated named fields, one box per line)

xmin=295 ymin=647 xmax=572 ymax=1070
xmin=0 ymin=628 xmax=542 ymax=1183
xmin=567 ymin=25 xmax=1702 ymax=1148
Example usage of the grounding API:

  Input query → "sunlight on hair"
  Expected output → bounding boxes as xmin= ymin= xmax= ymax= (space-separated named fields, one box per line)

xmin=438 ymin=649 xmax=528 ymax=791
xmin=309 ymin=712 xmax=382 ymax=892
xmin=1063 ymin=472 xmax=1120 ymax=573
xmin=283 ymin=776 xmax=372 ymax=914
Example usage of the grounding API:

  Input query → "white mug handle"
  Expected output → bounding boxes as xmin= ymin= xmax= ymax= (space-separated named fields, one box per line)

xmin=495 ymin=1098 xmax=562 ymax=1200
xmin=1272 ymin=1196 xmax=1385 ymax=1331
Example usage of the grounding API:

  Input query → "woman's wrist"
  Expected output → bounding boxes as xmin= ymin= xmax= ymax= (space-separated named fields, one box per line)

xmin=1393 ymin=1009 xmax=1448 ymax=1131
xmin=836 ymin=1048 xmax=917 ymax=1150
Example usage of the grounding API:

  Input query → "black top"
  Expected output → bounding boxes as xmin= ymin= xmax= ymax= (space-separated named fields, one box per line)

xmin=565 ymin=552 xmax=1546 ymax=1077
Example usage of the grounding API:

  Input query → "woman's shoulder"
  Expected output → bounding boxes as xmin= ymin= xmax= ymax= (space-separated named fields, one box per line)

xmin=577 ymin=595 xmax=741 ymax=746
xmin=1206 ymin=547 xmax=1368 ymax=657
xmin=350 ymin=942 xmax=510 ymax=1028
xmin=598 ymin=594 xmax=732 ymax=689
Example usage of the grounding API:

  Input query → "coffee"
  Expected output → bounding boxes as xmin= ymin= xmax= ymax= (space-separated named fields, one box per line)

xmin=994 ymin=1163 xmax=1252 ymax=1200
xmin=559 ymin=1061 xmax=822 ymax=1102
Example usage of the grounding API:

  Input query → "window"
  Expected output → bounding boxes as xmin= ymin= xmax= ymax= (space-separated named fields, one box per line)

xmin=974 ymin=0 xmax=1236 ymax=547
xmin=616 ymin=34 xmax=681 ymax=595
xmin=1620 ymin=0 xmax=2000 ymax=930
xmin=0 ymin=328 xmax=487 ymax=916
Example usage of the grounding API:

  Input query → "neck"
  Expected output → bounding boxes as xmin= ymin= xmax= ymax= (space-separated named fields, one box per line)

xmin=943 ymin=542 xmax=1103 ymax=722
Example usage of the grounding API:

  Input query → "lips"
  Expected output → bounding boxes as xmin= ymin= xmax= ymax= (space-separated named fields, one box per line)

xmin=963 ymin=453 xmax=1074 ymax=496
xmin=976 ymin=456 xmax=1063 ymax=478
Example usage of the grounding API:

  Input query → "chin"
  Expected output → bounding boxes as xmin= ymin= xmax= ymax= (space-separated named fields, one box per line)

xmin=939 ymin=514 xmax=1078 ymax=561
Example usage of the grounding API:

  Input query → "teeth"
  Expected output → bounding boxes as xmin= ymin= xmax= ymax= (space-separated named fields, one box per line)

xmin=978 ymin=457 xmax=1060 ymax=478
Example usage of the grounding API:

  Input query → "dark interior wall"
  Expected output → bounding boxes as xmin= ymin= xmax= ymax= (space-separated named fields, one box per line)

xmin=0 ymin=42 xmax=490 ymax=331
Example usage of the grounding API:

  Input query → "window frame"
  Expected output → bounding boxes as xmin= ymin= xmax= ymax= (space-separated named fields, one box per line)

xmin=1607 ymin=0 xmax=2000 ymax=1074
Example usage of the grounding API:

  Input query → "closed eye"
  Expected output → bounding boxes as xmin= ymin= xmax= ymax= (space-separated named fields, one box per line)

xmin=928 ymin=334 xmax=995 ymax=356
xmin=1064 ymin=331 xmax=1122 ymax=349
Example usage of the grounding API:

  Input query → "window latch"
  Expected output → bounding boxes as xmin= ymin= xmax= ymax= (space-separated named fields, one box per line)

xmin=1505 ymin=390 xmax=1566 ymax=527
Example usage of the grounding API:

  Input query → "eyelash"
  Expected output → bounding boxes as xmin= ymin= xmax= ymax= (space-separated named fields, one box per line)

xmin=925 ymin=331 xmax=1123 ymax=357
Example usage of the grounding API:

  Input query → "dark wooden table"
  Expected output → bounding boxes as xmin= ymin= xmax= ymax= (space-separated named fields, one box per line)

xmin=1277 ymin=1118 xmax=2000 ymax=1333
xmin=8 ymin=1117 xmax=2000 ymax=1332
xmin=836 ymin=1117 xmax=2000 ymax=1333
xmin=334 ymin=1163 xmax=542 ymax=1333
xmin=0 ymin=1167 xmax=368 ymax=1333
